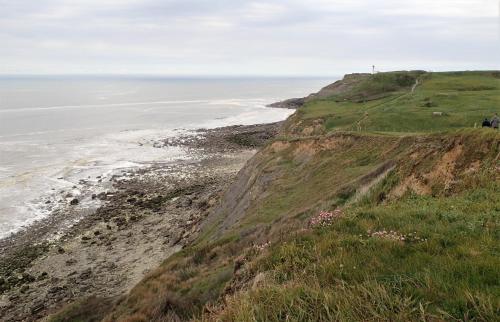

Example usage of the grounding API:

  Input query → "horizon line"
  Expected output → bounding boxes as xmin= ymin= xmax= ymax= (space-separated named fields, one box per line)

xmin=0 ymin=73 xmax=340 ymax=79
xmin=1 ymin=69 xmax=498 ymax=80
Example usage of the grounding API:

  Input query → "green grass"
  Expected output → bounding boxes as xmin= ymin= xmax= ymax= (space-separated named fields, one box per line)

xmin=47 ymin=296 xmax=113 ymax=322
xmin=296 ymin=71 xmax=500 ymax=134
xmin=327 ymin=70 xmax=425 ymax=103
xmin=212 ymin=170 xmax=500 ymax=321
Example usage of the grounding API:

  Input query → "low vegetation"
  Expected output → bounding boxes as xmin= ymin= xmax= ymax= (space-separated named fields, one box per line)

xmin=47 ymin=296 xmax=113 ymax=322
xmin=48 ymin=71 xmax=500 ymax=321
xmin=292 ymin=71 xmax=499 ymax=134
xmin=212 ymin=165 xmax=499 ymax=321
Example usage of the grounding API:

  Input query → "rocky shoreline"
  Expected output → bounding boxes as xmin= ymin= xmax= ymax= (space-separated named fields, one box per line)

xmin=0 ymin=122 xmax=282 ymax=321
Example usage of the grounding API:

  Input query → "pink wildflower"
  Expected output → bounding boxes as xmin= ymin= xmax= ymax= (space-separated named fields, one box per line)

xmin=368 ymin=229 xmax=426 ymax=243
xmin=310 ymin=209 xmax=344 ymax=228
xmin=253 ymin=241 xmax=271 ymax=251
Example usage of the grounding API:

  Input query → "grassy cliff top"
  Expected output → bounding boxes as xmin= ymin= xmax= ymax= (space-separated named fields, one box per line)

xmin=289 ymin=71 xmax=500 ymax=135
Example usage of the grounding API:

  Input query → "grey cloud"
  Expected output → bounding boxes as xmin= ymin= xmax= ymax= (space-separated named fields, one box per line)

xmin=0 ymin=0 xmax=498 ymax=75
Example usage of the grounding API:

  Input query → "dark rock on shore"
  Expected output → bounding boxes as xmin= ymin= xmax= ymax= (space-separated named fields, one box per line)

xmin=267 ymin=97 xmax=307 ymax=109
xmin=162 ymin=122 xmax=283 ymax=153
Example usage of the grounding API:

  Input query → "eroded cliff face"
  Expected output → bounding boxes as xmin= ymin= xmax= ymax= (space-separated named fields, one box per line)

xmin=190 ymin=130 xmax=498 ymax=322
xmin=203 ymin=130 xmax=499 ymax=242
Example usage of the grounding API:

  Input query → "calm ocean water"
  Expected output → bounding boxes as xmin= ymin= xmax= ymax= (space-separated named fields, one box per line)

xmin=0 ymin=76 xmax=331 ymax=238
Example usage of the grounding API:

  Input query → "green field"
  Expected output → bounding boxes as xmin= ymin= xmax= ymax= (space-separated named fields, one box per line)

xmin=296 ymin=71 xmax=500 ymax=134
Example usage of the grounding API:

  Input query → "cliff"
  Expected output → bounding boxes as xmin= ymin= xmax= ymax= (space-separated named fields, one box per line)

xmin=48 ymin=71 xmax=500 ymax=322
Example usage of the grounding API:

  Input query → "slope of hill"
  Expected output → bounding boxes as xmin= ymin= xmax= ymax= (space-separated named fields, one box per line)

xmin=48 ymin=71 xmax=500 ymax=322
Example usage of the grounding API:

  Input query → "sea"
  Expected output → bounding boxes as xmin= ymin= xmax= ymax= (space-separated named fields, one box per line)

xmin=0 ymin=76 xmax=331 ymax=239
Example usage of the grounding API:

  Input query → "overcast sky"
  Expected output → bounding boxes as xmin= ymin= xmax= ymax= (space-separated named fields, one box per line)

xmin=0 ymin=0 xmax=499 ymax=76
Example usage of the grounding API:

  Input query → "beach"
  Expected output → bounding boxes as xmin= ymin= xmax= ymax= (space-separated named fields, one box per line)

xmin=0 ymin=121 xmax=283 ymax=321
